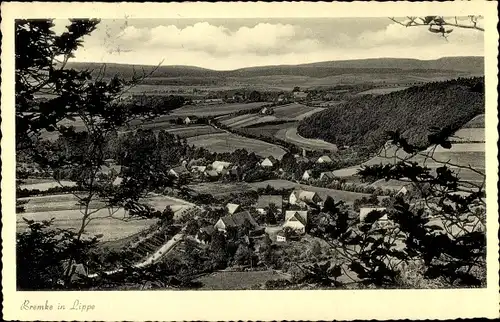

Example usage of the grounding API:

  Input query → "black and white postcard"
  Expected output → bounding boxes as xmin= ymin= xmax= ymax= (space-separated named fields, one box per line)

xmin=1 ymin=1 xmax=499 ymax=321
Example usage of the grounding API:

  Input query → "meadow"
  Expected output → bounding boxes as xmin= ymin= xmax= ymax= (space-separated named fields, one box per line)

xmin=170 ymin=102 xmax=266 ymax=117
xmin=272 ymin=103 xmax=322 ymax=120
xmin=356 ymin=86 xmax=409 ymax=95
xmin=17 ymin=193 xmax=195 ymax=242
xmin=186 ymin=132 xmax=287 ymax=159
xmin=195 ymin=270 xmax=291 ymax=290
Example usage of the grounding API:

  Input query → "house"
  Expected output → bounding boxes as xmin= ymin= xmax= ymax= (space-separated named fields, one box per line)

xmin=319 ymin=172 xmax=336 ymax=181
xmin=214 ymin=210 xmax=259 ymax=233
xmin=195 ymin=225 xmax=215 ymax=244
xmin=276 ymin=231 xmax=287 ymax=242
xmin=260 ymin=106 xmax=274 ymax=115
xmin=316 ymin=155 xmax=333 ymax=164
xmin=168 ymin=164 xmax=189 ymax=178
xmin=359 ymin=207 xmax=387 ymax=222
xmin=289 ymin=190 xmax=322 ymax=206
xmin=226 ymin=203 xmax=241 ymax=215
xmin=254 ymin=195 xmax=283 ymax=215
xmin=283 ymin=210 xmax=308 ymax=234
xmin=294 ymin=155 xmax=309 ymax=163
xmin=212 ymin=160 xmax=232 ymax=172
xmin=191 ymin=165 xmax=207 ymax=173
xmin=260 ymin=156 xmax=277 ymax=168
xmin=302 ymin=170 xmax=313 ymax=181
xmin=277 ymin=94 xmax=286 ymax=103
xmin=184 ymin=116 xmax=192 ymax=125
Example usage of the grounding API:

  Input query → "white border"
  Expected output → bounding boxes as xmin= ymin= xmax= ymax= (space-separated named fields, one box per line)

xmin=1 ymin=2 xmax=498 ymax=320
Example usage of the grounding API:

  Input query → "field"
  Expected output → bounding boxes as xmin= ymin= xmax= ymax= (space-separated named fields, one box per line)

xmin=186 ymin=132 xmax=287 ymax=159
xmin=170 ymin=102 xmax=266 ymax=117
xmin=196 ymin=270 xmax=290 ymax=290
xmin=187 ymin=182 xmax=251 ymax=196
xmin=239 ymin=122 xmax=298 ymax=139
xmin=356 ymin=86 xmax=409 ymax=95
xmin=272 ymin=103 xmax=323 ymax=120
xmin=221 ymin=114 xmax=278 ymax=128
xmin=19 ymin=179 xmax=77 ymax=191
xmin=461 ymin=114 xmax=485 ymax=128
xmin=275 ymin=127 xmax=338 ymax=151
xmin=17 ymin=193 xmax=194 ymax=242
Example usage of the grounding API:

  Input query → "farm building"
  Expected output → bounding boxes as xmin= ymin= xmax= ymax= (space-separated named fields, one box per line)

xmin=254 ymin=195 xmax=283 ymax=215
xmin=168 ymin=165 xmax=189 ymax=178
xmin=226 ymin=203 xmax=241 ymax=215
xmin=283 ymin=210 xmax=308 ymax=234
xmin=302 ymin=170 xmax=313 ymax=181
xmin=316 ymin=155 xmax=333 ymax=164
xmin=261 ymin=156 xmax=277 ymax=167
xmin=184 ymin=116 xmax=192 ymax=125
xmin=289 ymin=190 xmax=322 ymax=206
xmin=212 ymin=160 xmax=232 ymax=172
xmin=320 ymin=172 xmax=336 ymax=181
xmin=359 ymin=207 xmax=387 ymax=222
xmin=214 ymin=211 xmax=260 ymax=233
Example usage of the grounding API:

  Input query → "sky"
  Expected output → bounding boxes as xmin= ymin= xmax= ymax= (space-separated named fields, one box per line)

xmin=53 ymin=17 xmax=484 ymax=70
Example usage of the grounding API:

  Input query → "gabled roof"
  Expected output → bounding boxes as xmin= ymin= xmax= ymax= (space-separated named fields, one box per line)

xmin=255 ymin=195 xmax=283 ymax=209
xmin=171 ymin=164 xmax=188 ymax=174
xmin=320 ymin=172 xmax=336 ymax=179
xmin=219 ymin=211 xmax=259 ymax=229
xmin=285 ymin=210 xmax=308 ymax=224
xmin=99 ymin=164 xmax=122 ymax=176
xmin=199 ymin=225 xmax=215 ymax=235
xmin=292 ymin=190 xmax=319 ymax=202
xmin=112 ymin=177 xmax=123 ymax=186
xmin=317 ymin=155 xmax=333 ymax=163
xmin=226 ymin=203 xmax=240 ymax=214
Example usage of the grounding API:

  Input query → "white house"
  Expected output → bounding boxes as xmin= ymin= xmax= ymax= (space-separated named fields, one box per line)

xmin=254 ymin=195 xmax=283 ymax=215
xmin=289 ymin=190 xmax=322 ymax=206
xmin=261 ymin=156 xmax=277 ymax=168
xmin=316 ymin=155 xmax=333 ymax=164
xmin=212 ymin=160 xmax=232 ymax=172
xmin=226 ymin=203 xmax=241 ymax=215
xmin=283 ymin=210 xmax=308 ymax=234
xmin=359 ymin=207 xmax=387 ymax=222
xmin=184 ymin=116 xmax=192 ymax=125
xmin=302 ymin=170 xmax=313 ymax=181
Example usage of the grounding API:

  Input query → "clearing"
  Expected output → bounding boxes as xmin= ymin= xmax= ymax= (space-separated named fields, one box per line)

xmin=186 ymin=132 xmax=287 ymax=159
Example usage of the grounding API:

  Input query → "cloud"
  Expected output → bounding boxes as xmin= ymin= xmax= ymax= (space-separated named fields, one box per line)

xmin=116 ymin=22 xmax=314 ymax=55
xmin=69 ymin=19 xmax=484 ymax=70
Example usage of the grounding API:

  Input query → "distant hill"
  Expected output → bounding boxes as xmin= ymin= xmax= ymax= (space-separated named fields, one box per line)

xmin=296 ymin=77 xmax=485 ymax=152
xmin=66 ymin=56 xmax=483 ymax=79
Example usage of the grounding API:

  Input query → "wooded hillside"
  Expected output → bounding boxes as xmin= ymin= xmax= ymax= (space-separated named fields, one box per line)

xmin=297 ymin=77 xmax=485 ymax=151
